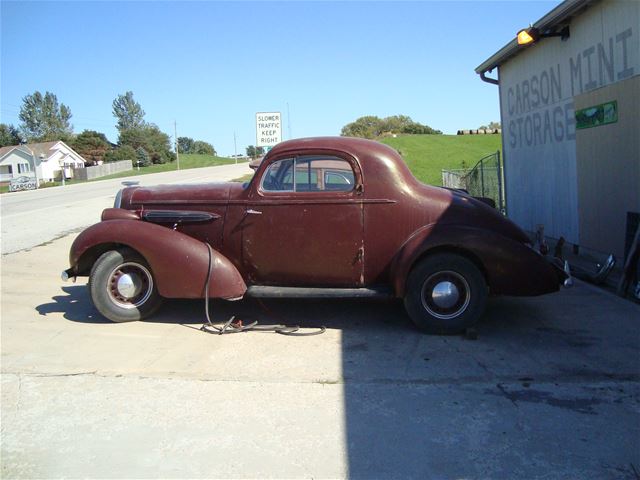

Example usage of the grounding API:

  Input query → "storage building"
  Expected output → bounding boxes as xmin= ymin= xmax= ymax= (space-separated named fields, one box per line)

xmin=476 ymin=0 xmax=639 ymax=259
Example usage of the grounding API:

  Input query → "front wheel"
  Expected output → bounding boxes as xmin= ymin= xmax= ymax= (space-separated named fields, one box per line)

xmin=404 ymin=253 xmax=487 ymax=334
xmin=89 ymin=248 xmax=163 ymax=323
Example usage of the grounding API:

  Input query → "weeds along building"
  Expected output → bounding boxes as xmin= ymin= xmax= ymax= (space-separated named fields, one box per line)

xmin=476 ymin=0 xmax=639 ymax=259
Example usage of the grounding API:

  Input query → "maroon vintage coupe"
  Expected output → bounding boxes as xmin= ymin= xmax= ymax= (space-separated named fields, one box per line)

xmin=63 ymin=137 xmax=569 ymax=333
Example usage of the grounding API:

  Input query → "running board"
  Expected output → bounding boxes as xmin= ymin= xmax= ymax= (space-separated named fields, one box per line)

xmin=245 ymin=286 xmax=393 ymax=299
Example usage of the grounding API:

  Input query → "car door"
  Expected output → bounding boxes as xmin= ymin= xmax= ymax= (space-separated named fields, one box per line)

xmin=242 ymin=154 xmax=364 ymax=287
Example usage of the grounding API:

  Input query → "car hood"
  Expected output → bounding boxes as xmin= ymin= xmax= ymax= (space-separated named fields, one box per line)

xmin=123 ymin=182 xmax=233 ymax=207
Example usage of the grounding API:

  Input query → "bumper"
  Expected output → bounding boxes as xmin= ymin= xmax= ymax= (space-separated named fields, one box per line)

xmin=61 ymin=267 xmax=76 ymax=282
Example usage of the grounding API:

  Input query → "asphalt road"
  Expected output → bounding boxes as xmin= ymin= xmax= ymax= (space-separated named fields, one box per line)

xmin=0 ymin=162 xmax=253 ymax=255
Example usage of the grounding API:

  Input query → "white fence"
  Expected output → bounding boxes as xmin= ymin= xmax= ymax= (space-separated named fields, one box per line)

xmin=74 ymin=160 xmax=133 ymax=181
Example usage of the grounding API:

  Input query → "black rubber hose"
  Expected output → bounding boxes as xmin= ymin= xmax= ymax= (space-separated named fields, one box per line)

xmin=201 ymin=242 xmax=325 ymax=336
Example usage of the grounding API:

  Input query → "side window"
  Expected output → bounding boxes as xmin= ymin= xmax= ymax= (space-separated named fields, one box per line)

xmin=260 ymin=155 xmax=355 ymax=193
xmin=296 ymin=156 xmax=354 ymax=192
xmin=261 ymin=158 xmax=294 ymax=191
xmin=325 ymin=171 xmax=354 ymax=189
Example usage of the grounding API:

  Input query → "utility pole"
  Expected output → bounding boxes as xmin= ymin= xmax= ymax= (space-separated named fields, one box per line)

xmin=287 ymin=102 xmax=292 ymax=139
xmin=234 ymin=131 xmax=238 ymax=164
xmin=174 ymin=120 xmax=180 ymax=170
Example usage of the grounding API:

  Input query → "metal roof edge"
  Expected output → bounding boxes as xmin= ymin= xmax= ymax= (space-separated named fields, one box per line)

xmin=475 ymin=0 xmax=599 ymax=74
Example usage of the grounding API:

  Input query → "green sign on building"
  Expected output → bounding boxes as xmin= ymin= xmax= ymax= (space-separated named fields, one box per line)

xmin=575 ymin=100 xmax=618 ymax=130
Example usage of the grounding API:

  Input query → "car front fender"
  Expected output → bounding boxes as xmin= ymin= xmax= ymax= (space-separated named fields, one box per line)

xmin=390 ymin=224 xmax=559 ymax=298
xmin=69 ymin=219 xmax=247 ymax=300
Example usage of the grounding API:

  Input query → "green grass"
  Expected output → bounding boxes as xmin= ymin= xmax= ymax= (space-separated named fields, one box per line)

xmin=91 ymin=154 xmax=239 ymax=181
xmin=379 ymin=134 xmax=502 ymax=186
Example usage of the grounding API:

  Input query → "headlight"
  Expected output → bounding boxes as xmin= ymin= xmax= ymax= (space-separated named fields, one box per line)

xmin=114 ymin=189 xmax=123 ymax=208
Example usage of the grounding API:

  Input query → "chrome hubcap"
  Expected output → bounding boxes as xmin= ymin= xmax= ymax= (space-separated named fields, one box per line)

xmin=421 ymin=271 xmax=471 ymax=320
xmin=431 ymin=281 xmax=460 ymax=309
xmin=116 ymin=273 xmax=141 ymax=299
xmin=107 ymin=262 xmax=153 ymax=309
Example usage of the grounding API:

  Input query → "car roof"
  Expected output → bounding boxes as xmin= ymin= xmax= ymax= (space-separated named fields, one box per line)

xmin=266 ymin=136 xmax=400 ymax=164
xmin=261 ymin=136 xmax=425 ymax=198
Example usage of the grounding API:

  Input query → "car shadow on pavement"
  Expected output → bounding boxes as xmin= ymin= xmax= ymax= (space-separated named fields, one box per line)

xmin=38 ymin=283 xmax=551 ymax=334
xmin=153 ymin=296 xmax=416 ymax=331
xmin=36 ymin=285 xmax=109 ymax=323
xmin=37 ymin=286 xmax=416 ymax=331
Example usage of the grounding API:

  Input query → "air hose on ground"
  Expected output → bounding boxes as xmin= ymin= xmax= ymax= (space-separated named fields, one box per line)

xmin=200 ymin=243 xmax=326 ymax=336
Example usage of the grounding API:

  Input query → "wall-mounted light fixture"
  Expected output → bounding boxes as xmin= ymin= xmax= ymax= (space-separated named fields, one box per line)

xmin=517 ymin=26 xmax=570 ymax=45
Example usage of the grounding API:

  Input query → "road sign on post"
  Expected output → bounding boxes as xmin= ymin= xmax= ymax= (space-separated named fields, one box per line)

xmin=256 ymin=112 xmax=282 ymax=147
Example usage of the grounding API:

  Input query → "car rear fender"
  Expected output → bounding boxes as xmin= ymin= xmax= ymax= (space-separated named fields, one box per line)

xmin=69 ymin=219 xmax=246 ymax=300
xmin=390 ymin=224 xmax=559 ymax=297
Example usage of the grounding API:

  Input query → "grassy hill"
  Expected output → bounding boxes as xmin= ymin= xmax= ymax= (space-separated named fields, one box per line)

xmin=380 ymin=134 xmax=502 ymax=186
xmin=177 ymin=153 xmax=238 ymax=168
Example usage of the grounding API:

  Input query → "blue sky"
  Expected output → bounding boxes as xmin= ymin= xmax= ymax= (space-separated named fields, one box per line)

xmin=1 ymin=1 xmax=559 ymax=155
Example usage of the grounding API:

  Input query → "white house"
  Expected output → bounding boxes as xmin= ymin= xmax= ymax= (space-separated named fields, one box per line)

xmin=0 ymin=141 xmax=86 ymax=183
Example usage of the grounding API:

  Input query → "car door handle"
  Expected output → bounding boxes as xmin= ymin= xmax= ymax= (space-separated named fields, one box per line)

xmin=246 ymin=209 xmax=262 ymax=215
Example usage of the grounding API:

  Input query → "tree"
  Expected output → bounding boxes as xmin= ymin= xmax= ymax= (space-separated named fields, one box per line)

xmin=341 ymin=115 xmax=441 ymax=139
xmin=402 ymin=123 xmax=441 ymax=135
xmin=136 ymin=146 xmax=151 ymax=167
xmin=19 ymin=91 xmax=73 ymax=142
xmin=119 ymin=124 xmax=174 ymax=164
xmin=380 ymin=115 xmax=413 ymax=133
xmin=192 ymin=140 xmax=216 ymax=156
xmin=112 ymin=92 xmax=173 ymax=163
xmin=478 ymin=121 xmax=501 ymax=130
xmin=104 ymin=145 xmax=137 ymax=163
xmin=340 ymin=115 xmax=383 ymax=139
xmin=178 ymin=137 xmax=216 ymax=155
xmin=177 ymin=136 xmax=195 ymax=154
xmin=112 ymin=91 xmax=146 ymax=132
xmin=0 ymin=124 xmax=22 ymax=147
xmin=246 ymin=145 xmax=264 ymax=159
xmin=71 ymin=130 xmax=111 ymax=165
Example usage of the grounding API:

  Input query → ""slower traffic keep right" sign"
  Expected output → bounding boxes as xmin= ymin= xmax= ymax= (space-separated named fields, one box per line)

xmin=256 ymin=112 xmax=282 ymax=147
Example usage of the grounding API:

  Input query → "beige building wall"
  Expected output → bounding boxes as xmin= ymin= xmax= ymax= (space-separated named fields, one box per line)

xmin=575 ymin=75 xmax=640 ymax=258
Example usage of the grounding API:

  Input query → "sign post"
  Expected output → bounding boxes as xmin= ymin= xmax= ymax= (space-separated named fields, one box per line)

xmin=256 ymin=112 xmax=282 ymax=149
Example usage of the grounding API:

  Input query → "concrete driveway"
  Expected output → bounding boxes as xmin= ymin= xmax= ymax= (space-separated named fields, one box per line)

xmin=1 ymin=232 xmax=639 ymax=479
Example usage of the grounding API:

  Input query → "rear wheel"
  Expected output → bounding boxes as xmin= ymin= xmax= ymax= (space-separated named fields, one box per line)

xmin=89 ymin=248 xmax=163 ymax=323
xmin=404 ymin=253 xmax=487 ymax=334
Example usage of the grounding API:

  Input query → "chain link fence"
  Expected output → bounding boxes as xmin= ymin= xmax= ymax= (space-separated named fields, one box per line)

xmin=442 ymin=151 xmax=504 ymax=213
